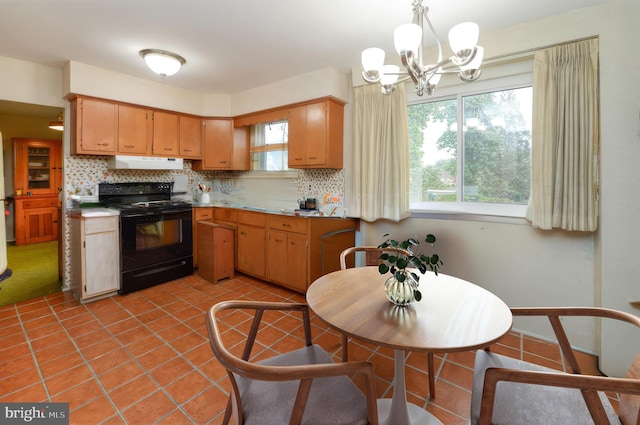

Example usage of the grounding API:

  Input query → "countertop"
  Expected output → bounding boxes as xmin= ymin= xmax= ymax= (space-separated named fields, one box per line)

xmin=69 ymin=207 xmax=120 ymax=218
xmin=191 ymin=202 xmax=346 ymax=218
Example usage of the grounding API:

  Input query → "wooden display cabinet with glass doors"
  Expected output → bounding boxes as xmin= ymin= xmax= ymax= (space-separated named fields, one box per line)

xmin=12 ymin=138 xmax=62 ymax=245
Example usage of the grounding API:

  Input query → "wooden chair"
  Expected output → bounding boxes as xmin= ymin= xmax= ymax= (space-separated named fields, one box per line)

xmin=339 ymin=245 xmax=438 ymax=398
xmin=471 ymin=307 xmax=640 ymax=425
xmin=206 ymin=300 xmax=379 ymax=425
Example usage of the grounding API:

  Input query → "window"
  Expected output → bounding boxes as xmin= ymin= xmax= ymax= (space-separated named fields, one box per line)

xmin=408 ymin=85 xmax=532 ymax=217
xmin=250 ymin=120 xmax=289 ymax=171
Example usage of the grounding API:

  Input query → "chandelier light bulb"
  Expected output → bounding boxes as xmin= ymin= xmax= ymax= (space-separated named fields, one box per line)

xmin=361 ymin=47 xmax=386 ymax=81
xmin=448 ymin=22 xmax=479 ymax=56
xmin=394 ymin=23 xmax=422 ymax=54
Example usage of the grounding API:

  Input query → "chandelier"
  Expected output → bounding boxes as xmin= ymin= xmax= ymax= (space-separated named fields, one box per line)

xmin=361 ymin=0 xmax=484 ymax=96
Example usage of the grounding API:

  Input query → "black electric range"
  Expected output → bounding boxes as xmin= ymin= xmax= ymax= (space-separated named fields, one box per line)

xmin=98 ymin=182 xmax=193 ymax=294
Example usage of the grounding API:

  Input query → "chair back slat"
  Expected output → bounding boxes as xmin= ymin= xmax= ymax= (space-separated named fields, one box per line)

xmin=620 ymin=353 xmax=640 ymax=425
xmin=340 ymin=246 xmax=413 ymax=270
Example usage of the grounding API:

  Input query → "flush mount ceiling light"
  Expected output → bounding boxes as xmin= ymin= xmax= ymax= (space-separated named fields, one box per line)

xmin=361 ymin=0 xmax=484 ymax=96
xmin=139 ymin=49 xmax=186 ymax=77
xmin=48 ymin=113 xmax=63 ymax=131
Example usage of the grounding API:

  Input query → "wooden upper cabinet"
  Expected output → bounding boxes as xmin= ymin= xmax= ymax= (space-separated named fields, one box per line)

xmin=152 ymin=111 xmax=179 ymax=156
xmin=288 ymin=98 xmax=344 ymax=169
xmin=179 ymin=115 xmax=203 ymax=159
xmin=118 ymin=104 xmax=152 ymax=155
xmin=13 ymin=138 xmax=62 ymax=195
xmin=193 ymin=119 xmax=249 ymax=171
xmin=71 ymin=96 xmax=117 ymax=155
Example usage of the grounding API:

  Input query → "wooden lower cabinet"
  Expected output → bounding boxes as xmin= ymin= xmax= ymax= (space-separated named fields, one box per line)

xmin=192 ymin=207 xmax=214 ymax=267
xmin=267 ymin=214 xmax=357 ymax=292
xmin=237 ymin=211 xmax=267 ymax=278
xmin=193 ymin=206 xmax=357 ymax=293
xmin=14 ymin=195 xmax=60 ymax=245
xmin=70 ymin=211 xmax=120 ymax=303
xmin=267 ymin=229 xmax=308 ymax=292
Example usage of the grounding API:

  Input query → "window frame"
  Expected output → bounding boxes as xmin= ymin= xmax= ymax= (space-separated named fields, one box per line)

xmin=406 ymin=63 xmax=533 ymax=221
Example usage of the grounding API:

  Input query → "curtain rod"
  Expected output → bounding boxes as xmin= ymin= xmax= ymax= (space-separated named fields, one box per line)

xmin=483 ymin=35 xmax=598 ymax=64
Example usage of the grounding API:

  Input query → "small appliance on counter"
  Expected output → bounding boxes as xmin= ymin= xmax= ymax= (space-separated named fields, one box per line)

xmin=297 ymin=197 xmax=317 ymax=211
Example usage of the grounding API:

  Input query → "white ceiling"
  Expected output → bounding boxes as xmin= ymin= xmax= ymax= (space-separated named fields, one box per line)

xmin=0 ymin=0 xmax=607 ymax=116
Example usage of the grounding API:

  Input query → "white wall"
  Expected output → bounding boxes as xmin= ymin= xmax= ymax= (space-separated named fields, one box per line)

xmin=355 ymin=1 xmax=640 ymax=376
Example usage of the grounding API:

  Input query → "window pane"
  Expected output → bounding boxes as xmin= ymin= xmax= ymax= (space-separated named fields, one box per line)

xmin=264 ymin=121 xmax=288 ymax=145
xmin=250 ymin=120 xmax=289 ymax=171
xmin=462 ymin=88 xmax=531 ymax=204
xmin=408 ymin=99 xmax=458 ymax=203
xmin=408 ymin=86 xmax=532 ymax=207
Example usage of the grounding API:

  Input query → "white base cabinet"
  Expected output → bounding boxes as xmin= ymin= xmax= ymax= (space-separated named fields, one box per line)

xmin=70 ymin=210 xmax=120 ymax=302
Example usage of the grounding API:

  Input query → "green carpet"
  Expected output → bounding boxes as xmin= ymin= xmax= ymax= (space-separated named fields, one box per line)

xmin=0 ymin=241 xmax=61 ymax=307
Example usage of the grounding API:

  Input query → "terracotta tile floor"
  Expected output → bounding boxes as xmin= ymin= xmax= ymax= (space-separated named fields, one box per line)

xmin=0 ymin=272 xmax=603 ymax=424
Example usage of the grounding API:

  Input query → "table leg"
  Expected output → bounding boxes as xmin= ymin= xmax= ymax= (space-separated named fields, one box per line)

xmin=377 ymin=350 xmax=442 ymax=425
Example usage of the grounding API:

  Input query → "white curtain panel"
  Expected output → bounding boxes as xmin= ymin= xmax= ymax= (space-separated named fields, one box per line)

xmin=352 ymin=84 xmax=410 ymax=222
xmin=526 ymin=38 xmax=600 ymax=231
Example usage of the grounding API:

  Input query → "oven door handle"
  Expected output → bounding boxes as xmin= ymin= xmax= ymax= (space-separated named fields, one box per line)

xmin=132 ymin=261 xmax=188 ymax=278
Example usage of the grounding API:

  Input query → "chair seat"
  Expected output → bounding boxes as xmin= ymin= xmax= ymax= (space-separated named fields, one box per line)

xmin=470 ymin=350 xmax=620 ymax=425
xmin=236 ymin=344 xmax=368 ymax=425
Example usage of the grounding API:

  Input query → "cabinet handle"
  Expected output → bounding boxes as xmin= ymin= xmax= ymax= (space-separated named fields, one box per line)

xmin=309 ymin=156 xmax=318 ymax=160
xmin=97 ymin=143 xmax=110 ymax=147
xmin=124 ymin=145 xmax=134 ymax=148
xmin=294 ymin=157 xmax=303 ymax=160
xmin=183 ymin=149 xmax=192 ymax=152
xmin=164 ymin=148 xmax=173 ymax=151
xmin=282 ymin=224 xmax=291 ymax=228
xmin=218 ymin=160 xmax=227 ymax=164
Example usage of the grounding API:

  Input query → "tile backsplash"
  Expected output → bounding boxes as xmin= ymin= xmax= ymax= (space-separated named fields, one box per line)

xmin=62 ymin=155 xmax=346 ymax=287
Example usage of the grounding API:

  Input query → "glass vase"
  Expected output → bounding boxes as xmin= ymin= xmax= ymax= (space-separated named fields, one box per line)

xmin=384 ymin=273 xmax=418 ymax=306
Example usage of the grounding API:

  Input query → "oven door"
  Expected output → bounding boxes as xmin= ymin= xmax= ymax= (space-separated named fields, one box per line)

xmin=120 ymin=208 xmax=193 ymax=293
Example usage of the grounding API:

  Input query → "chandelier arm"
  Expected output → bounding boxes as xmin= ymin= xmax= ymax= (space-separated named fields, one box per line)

xmin=450 ymin=46 xmax=479 ymax=67
xmin=400 ymin=51 xmax=422 ymax=86
xmin=422 ymin=7 xmax=443 ymax=65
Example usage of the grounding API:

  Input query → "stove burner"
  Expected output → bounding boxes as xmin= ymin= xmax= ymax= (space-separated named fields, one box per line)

xmin=98 ymin=182 xmax=192 ymax=217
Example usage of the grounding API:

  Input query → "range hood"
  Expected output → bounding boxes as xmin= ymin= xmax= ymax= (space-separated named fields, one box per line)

xmin=107 ymin=155 xmax=184 ymax=170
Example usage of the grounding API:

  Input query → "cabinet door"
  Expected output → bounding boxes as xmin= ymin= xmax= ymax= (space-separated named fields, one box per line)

xmin=72 ymin=97 xmax=117 ymax=154
xmin=287 ymin=105 xmax=307 ymax=168
xmin=286 ymin=233 xmax=308 ymax=292
xmin=193 ymin=207 xmax=214 ymax=267
xmin=304 ymin=102 xmax=328 ymax=166
xmin=118 ymin=104 xmax=152 ymax=155
xmin=13 ymin=139 xmax=61 ymax=195
xmin=152 ymin=111 xmax=179 ymax=156
xmin=267 ymin=230 xmax=308 ymax=292
xmin=267 ymin=229 xmax=289 ymax=285
xmin=25 ymin=207 xmax=58 ymax=244
xmin=84 ymin=219 xmax=120 ymax=297
xmin=179 ymin=115 xmax=203 ymax=159
xmin=203 ymin=119 xmax=233 ymax=169
xmin=237 ymin=224 xmax=266 ymax=278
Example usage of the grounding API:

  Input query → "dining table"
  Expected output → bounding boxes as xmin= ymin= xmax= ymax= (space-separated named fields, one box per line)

xmin=306 ymin=266 xmax=513 ymax=425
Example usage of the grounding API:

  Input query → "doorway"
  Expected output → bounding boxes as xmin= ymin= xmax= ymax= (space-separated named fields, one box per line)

xmin=0 ymin=100 xmax=64 ymax=306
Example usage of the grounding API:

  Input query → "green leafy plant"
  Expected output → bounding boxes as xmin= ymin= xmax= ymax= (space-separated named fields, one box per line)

xmin=377 ymin=233 xmax=443 ymax=302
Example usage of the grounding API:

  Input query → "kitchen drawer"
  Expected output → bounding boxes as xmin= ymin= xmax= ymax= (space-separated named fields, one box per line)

xmin=214 ymin=207 xmax=238 ymax=222
xmin=268 ymin=215 xmax=307 ymax=234
xmin=84 ymin=216 xmax=118 ymax=235
xmin=21 ymin=198 xmax=59 ymax=209
xmin=237 ymin=210 xmax=266 ymax=227
xmin=194 ymin=207 xmax=214 ymax=221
